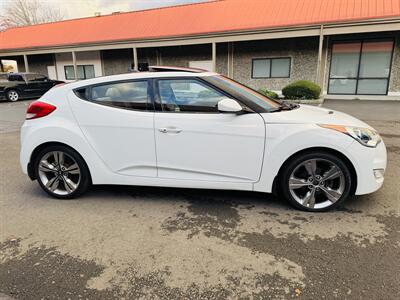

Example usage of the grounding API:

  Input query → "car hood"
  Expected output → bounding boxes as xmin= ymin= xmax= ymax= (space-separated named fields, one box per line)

xmin=261 ymin=104 xmax=372 ymax=129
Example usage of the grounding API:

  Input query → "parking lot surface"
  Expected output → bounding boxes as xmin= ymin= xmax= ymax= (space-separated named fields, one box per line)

xmin=0 ymin=99 xmax=399 ymax=299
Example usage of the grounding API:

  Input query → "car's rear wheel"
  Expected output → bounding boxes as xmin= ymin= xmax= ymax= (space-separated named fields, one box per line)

xmin=280 ymin=151 xmax=352 ymax=212
xmin=6 ymin=89 xmax=20 ymax=102
xmin=34 ymin=145 xmax=91 ymax=199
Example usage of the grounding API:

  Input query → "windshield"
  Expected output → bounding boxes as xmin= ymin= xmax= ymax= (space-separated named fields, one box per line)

xmin=203 ymin=75 xmax=281 ymax=112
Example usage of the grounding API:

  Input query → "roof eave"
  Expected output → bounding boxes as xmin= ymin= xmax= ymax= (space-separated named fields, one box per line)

xmin=1 ymin=17 xmax=399 ymax=56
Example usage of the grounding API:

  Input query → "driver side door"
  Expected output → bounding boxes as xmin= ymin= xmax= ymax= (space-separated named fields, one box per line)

xmin=154 ymin=77 xmax=266 ymax=183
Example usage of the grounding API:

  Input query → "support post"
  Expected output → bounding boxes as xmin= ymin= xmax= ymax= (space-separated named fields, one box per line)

xmin=156 ymin=49 xmax=162 ymax=65
xmin=23 ymin=54 xmax=29 ymax=73
xmin=0 ymin=60 xmax=4 ymax=72
xmin=72 ymin=51 xmax=78 ymax=80
xmin=133 ymin=47 xmax=138 ymax=71
xmin=316 ymin=24 xmax=324 ymax=86
xmin=321 ymin=36 xmax=329 ymax=95
xmin=211 ymin=42 xmax=216 ymax=72
xmin=227 ymin=42 xmax=234 ymax=78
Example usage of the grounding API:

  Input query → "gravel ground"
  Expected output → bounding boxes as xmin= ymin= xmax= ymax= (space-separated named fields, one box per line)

xmin=0 ymin=99 xmax=399 ymax=299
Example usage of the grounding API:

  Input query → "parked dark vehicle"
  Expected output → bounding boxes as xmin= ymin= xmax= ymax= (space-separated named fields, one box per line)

xmin=0 ymin=73 xmax=64 ymax=102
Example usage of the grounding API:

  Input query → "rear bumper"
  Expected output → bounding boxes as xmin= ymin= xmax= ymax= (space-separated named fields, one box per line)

xmin=349 ymin=140 xmax=387 ymax=195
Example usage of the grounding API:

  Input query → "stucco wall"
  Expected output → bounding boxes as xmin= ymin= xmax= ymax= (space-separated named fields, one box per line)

xmin=54 ymin=51 xmax=102 ymax=81
xmin=231 ymin=37 xmax=319 ymax=91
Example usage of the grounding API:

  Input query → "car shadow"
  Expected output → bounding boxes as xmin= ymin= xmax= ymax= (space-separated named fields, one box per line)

xmin=84 ymin=184 xmax=289 ymax=209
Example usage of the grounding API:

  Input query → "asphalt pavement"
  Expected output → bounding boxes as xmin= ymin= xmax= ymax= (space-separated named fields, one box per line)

xmin=0 ymin=99 xmax=399 ymax=299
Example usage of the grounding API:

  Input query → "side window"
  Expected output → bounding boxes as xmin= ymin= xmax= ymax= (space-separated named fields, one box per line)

xmin=26 ymin=74 xmax=37 ymax=82
xmin=158 ymin=79 xmax=228 ymax=112
xmin=90 ymin=81 xmax=150 ymax=111
xmin=8 ymin=74 xmax=24 ymax=82
xmin=35 ymin=75 xmax=47 ymax=81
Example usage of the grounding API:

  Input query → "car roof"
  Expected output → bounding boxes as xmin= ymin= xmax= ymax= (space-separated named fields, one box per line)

xmin=8 ymin=72 xmax=43 ymax=76
xmin=67 ymin=69 xmax=218 ymax=89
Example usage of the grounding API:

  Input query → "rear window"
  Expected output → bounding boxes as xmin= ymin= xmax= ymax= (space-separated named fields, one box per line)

xmin=74 ymin=80 xmax=150 ymax=111
xmin=8 ymin=74 xmax=24 ymax=82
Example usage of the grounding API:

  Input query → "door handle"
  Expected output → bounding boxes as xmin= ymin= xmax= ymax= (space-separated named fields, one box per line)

xmin=158 ymin=127 xmax=182 ymax=134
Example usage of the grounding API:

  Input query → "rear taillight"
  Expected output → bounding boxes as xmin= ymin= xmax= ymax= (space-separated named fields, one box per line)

xmin=26 ymin=101 xmax=56 ymax=120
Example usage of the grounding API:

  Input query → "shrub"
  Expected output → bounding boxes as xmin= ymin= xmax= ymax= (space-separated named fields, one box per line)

xmin=282 ymin=80 xmax=321 ymax=100
xmin=258 ymin=88 xmax=279 ymax=99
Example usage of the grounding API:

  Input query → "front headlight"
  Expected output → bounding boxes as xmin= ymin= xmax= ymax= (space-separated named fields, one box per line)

xmin=318 ymin=124 xmax=382 ymax=147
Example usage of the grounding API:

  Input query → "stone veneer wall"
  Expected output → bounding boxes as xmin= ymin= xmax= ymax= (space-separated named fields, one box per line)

xmin=101 ymin=49 xmax=133 ymax=75
xmin=231 ymin=37 xmax=319 ymax=91
xmin=27 ymin=54 xmax=55 ymax=76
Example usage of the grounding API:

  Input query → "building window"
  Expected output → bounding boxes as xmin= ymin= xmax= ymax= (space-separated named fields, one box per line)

xmin=328 ymin=39 xmax=394 ymax=95
xmin=252 ymin=57 xmax=291 ymax=78
xmin=64 ymin=65 xmax=95 ymax=80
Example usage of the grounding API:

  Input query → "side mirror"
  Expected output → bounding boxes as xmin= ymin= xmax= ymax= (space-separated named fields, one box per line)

xmin=217 ymin=98 xmax=243 ymax=113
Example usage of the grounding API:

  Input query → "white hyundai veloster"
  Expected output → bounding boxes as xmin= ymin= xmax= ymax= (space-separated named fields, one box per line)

xmin=20 ymin=67 xmax=386 ymax=211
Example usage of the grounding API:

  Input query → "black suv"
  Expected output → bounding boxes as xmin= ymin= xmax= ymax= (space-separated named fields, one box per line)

xmin=0 ymin=72 xmax=64 ymax=102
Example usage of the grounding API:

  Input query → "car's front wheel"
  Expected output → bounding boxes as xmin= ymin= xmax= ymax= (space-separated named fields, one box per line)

xmin=6 ymin=89 xmax=20 ymax=102
xmin=34 ymin=145 xmax=91 ymax=199
xmin=280 ymin=151 xmax=352 ymax=212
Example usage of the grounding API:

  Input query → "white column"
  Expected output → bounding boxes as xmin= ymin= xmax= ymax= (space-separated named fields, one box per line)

xmin=72 ymin=51 xmax=78 ymax=80
xmin=156 ymin=49 xmax=162 ymax=65
xmin=23 ymin=54 xmax=29 ymax=73
xmin=133 ymin=47 xmax=138 ymax=71
xmin=211 ymin=42 xmax=216 ymax=72
xmin=316 ymin=24 xmax=324 ymax=85
xmin=227 ymin=42 xmax=234 ymax=78
xmin=321 ymin=36 xmax=329 ymax=95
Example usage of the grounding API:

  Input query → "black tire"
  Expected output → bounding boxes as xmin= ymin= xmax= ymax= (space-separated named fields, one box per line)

xmin=6 ymin=89 xmax=20 ymax=102
xmin=279 ymin=151 xmax=352 ymax=212
xmin=34 ymin=145 xmax=91 ymax=199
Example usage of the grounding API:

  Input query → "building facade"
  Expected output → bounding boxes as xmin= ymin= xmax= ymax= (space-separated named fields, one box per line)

xmin=1 ymin=0 xmax=399 ymax=100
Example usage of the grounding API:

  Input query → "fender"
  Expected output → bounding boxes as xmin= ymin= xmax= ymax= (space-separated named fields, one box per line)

xmin=253 ymin=123 xmax=355 ymax=193
xmin=20 ymin=116 xmax=112 ymax=184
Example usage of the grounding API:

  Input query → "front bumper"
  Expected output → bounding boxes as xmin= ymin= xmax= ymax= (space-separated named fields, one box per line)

xmin=348 ymin=140 xmax=387 ymax=195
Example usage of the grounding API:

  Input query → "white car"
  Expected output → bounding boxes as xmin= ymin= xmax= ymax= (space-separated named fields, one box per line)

xmin=20 ymin=67 xmax=386 ymax=211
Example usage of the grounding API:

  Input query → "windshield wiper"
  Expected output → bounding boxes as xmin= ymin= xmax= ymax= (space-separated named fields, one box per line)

xmin=268 ymin=101 xmax=299 ymax=112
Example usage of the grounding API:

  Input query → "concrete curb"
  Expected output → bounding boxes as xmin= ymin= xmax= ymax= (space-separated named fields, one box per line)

xmin=277 ymin=98 xmax=325 ymax=106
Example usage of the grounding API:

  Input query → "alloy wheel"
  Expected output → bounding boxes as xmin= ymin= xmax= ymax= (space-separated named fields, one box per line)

xmin=7 ymin=90 xmax=19 ymax=101
xmin=38 ymin=151 xmax=81 ymax=196
xmin=288 ymin=158 xmax=345 ymax=209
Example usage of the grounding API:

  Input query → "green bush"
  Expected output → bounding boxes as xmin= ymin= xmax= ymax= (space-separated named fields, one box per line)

xmin=282 ymin=80 xmax=321 ymax=100
xmin=258 ymin=88 xmax=279 ymax=99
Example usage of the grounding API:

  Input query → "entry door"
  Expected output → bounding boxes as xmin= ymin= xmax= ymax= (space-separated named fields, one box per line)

xmin=154 ymin=78 xmax=265 ymax=182
xmin=69 ymin=80 xmax=157 ymax=177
